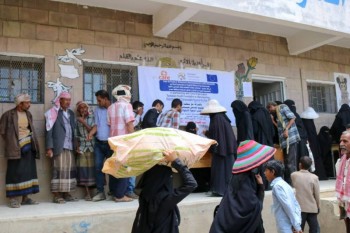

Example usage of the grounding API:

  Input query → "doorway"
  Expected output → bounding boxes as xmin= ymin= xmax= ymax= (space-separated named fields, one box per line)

xmin=252 ymin=75 xmax=286 ymax=107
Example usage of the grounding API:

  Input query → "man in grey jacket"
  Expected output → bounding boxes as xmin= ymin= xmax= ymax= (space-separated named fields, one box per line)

xmin=45 ymin=92 xmax=77 ymax=204
xmin=0 ymin=93 xmax=40 ymax=208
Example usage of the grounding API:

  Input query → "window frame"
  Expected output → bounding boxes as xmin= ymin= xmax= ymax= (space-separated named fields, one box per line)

xmin=252 ymin=74 xmax=286 ymax=107
xmin=82 ymin=59 xmax=139 ymax=105
xmin=306 ymin=80 xmax=337 ymax=113
xmin=0 ymin=54 xmax=45 ymax=104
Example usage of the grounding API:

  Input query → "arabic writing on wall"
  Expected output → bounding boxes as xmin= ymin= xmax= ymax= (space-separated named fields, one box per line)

xmin=119 ymin=53 xmax=155 ymax=62
xmin=119 ymin=53 xmax=212 ymax=68
xmin=179 ymin=58 xmax=211 ymax=69
xmin=144 ymin=42 xmax=182 ymax=50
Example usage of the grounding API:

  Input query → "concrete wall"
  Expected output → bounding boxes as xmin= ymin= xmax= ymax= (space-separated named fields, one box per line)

xmin=0 ymin=0 xmax=349 ymax=204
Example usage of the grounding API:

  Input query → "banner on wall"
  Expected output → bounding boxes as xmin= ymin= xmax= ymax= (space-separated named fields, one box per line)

xmin=334 ymin=72 xmax=350 ymax=111
xmin=138 ymin=66 xmax=236 ymax=127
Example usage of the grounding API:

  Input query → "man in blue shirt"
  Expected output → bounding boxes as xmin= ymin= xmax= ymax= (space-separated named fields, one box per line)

xmin=88 ymin=90 xmax=117 ymax=202
xmin=264 ymin=160 xmax=302 ymax=233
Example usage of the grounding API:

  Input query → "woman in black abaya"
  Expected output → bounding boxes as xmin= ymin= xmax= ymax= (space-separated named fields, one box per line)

xmin=231 ymin=100 xmax=254 ymax=144
xmin=248 ymin=100 xmax=275 ymax=190
xmin=201 ymin=99 xmax=237 ymax=196
xmin=300 ymin=107 xmax=327 ymax=180
xmin=318 ymin=126 xmax=333 ymax=178
xmin=210 ymin=140 xmax=276 ymax=233
xmin=330 ymin=104 xmax=350 ymax=143
xmin=132 ymin=150 xmax=197 ymax=233
xmin=248 ymin=101 xmax=274 ymax=146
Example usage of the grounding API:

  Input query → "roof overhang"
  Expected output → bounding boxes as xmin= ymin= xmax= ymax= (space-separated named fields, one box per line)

xmin=51 ymin=0 xmax=350 ymax=55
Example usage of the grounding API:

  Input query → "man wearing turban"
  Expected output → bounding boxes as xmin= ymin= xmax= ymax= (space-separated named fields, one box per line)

xmin=107 ymin=85 xmax=135 ymax=202
xmin=0 ymin=93 xmax=40 ymax=208
xmin=45 ymin=91 xmax=78 ymax=204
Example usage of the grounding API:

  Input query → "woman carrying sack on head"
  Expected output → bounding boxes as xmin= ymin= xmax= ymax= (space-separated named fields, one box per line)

xmin=131 ymin=150 xmax=197 ymax=233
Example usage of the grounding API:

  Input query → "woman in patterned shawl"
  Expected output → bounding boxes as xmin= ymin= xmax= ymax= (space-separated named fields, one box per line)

xmin=75 ymin=101 xmax=96 ymax=200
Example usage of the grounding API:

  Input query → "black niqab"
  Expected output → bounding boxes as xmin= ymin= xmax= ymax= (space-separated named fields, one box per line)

xmin=248 ymin=101 xmax=274 ymax=146
xmin=208 ymin=113 xmax=237 ymax=156
xmin=330 ymin=104 xmax=350 ymax=143
xmin=207 ymin=112 xmax=237 ymax=196
xmin=302 ymin=119 xmax=328 ymax=180
xmin=132 ymin=165 xmax=175 ymax=233
xmin=283 ymin=100 xmax=308 ymax=139
xmin=132 ymin=161 xmax=197 ymax=233
xmin=318 ymin=126 xmax=333 ymax=177
xmin=231 ymin=100 xmax=254 ymax=144
xmin=138 ymin=165 xmax=172 ymax=201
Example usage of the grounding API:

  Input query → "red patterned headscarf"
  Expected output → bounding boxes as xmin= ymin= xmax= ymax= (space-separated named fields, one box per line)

xmin=45 ymin=91 xmax=71 ymax=131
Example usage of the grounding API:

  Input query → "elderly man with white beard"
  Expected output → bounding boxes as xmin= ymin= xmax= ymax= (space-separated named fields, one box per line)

xmin=336 ymin=131 xmax=350 ymax=232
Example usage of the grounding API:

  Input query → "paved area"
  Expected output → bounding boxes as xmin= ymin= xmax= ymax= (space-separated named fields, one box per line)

xmin=0 ymin=192 xmax=221 ymax=220
xmin=0 ymin=179 xmax=337 ymax=233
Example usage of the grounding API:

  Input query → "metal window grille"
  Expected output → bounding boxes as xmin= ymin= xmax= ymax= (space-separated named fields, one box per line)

xmin=83 ymin=62 xmax=138 ymax=105
xmin=307 ymin=83 xmax=336 ymax=113
xmin=0 ymin=55 xmax=44 ymax=103
xmin=258 ymin=90 xmax=283 ymax=107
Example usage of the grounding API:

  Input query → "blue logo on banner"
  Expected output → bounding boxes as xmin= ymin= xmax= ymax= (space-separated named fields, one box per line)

xmin=160 ymin=80 xmax=218 ymax=93
xmin=297 ymin=0 xmax=345 ymax=8
xmin=207 ymin=74 xmax=218 ymax=82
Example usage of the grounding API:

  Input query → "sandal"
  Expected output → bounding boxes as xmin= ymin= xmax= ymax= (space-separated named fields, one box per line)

xmin=9 ymin=198 xmax=20 ymax=208
xmin=21 ymin=198 xmax=39 ymax=205
xmin=85 ymin=195 xmax=92 ymax=201
xmin=64 ymin=194 xmax=78 ymax=202
xmin=53 ymin=196 xmax=66 ymax=204
xmin=114 ymin=196 xmax=133 ymax=202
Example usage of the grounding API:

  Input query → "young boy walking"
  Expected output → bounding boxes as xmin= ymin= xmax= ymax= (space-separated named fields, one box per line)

xmin=264 ymin=160 xmax=303 ymax=233
xmin=291 ymin=156 xmax=320 ymax=233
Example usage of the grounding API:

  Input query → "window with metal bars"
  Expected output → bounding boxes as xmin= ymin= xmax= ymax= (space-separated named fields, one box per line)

xmin=307 ymin=82 xmax=336 ymax=113
xmin=0 ymin=55 xmax=44 ymax=103
xmin=83 ymin=61 xmax=138 ymax=105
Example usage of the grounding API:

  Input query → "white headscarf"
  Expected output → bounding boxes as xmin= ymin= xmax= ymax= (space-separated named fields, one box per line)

xmin=112 ymin=85 xmax=132 ymax=102
xmin=15 ymin=93 xmax=31 ymax=105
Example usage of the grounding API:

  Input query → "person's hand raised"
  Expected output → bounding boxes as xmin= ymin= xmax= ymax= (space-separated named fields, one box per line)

xmin=162 ymin=150 xmax=178 ymax=163
xmin=255 ymin=174 xmax=263 ymax=184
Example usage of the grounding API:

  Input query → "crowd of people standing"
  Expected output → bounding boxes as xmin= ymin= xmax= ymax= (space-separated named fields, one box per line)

xmin=2 ymin=87 xmax=350 ymax=232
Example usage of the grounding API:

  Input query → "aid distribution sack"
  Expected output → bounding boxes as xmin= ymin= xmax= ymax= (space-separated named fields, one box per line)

xmin=102 ymin=127 xmax=217 ymax=178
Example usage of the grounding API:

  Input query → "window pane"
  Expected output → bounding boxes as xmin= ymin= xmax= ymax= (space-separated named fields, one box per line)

xmin=83 ymin=62 xmax=138 ymax=105
xmin=84 ymin=84 xmax=93 ymax=104
xmin=0 ymin=55 xmax=44 ymax=103
xmin=85 ymin=73 xmax=92 ymax=83
xmin=307 ymin=83 xmax=336 ymax=113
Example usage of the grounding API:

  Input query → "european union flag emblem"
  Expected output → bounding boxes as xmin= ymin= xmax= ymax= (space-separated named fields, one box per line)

xmin=207 ymin=74 xmax=217 ymax=82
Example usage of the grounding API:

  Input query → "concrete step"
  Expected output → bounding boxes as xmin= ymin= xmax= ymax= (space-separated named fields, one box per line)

xmin=0 ymin=193 xmax=220 ymax=233
xmin=0 ymin=180 xmax=342 ymax=233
